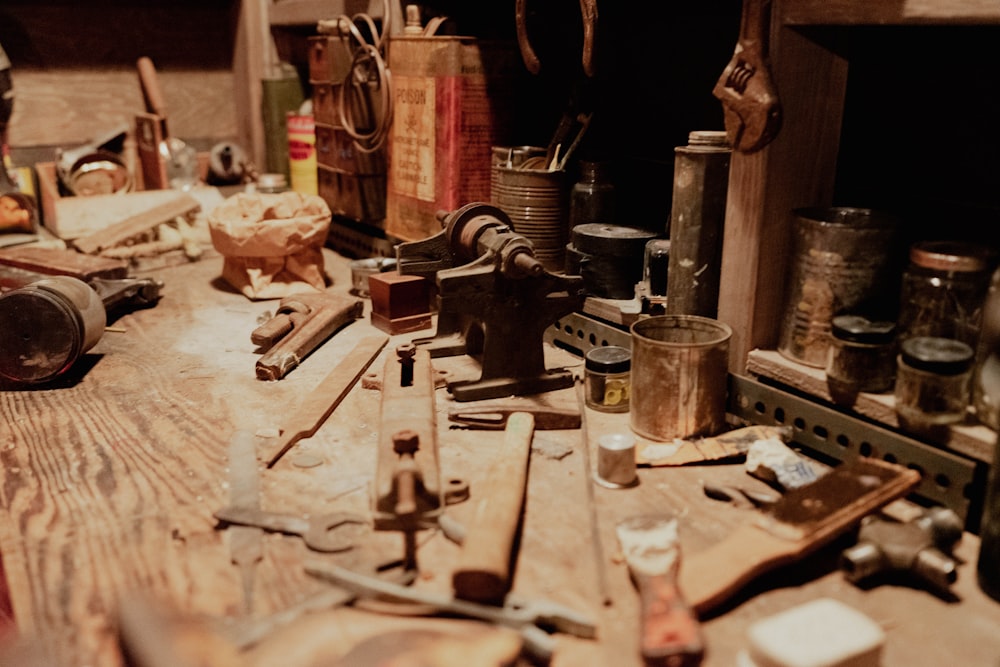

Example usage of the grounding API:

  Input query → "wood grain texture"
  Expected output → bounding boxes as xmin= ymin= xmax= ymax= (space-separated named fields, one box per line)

xmin=781 ymin=0 xmax=1000 ymax=25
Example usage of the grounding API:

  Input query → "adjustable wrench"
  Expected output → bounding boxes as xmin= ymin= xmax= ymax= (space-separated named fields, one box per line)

xmin=713 ymin=0 xmax=782 ymax=153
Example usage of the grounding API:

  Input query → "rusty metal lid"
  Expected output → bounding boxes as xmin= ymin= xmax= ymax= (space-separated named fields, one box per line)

xmin=900 ymin=336 xmax=974 ymax=375
xmin=909 ymin=240 xmax=992 ymax=273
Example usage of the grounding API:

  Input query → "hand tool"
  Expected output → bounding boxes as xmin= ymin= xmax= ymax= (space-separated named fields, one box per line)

xmin=452 ymin=412 xmax=535 ymax=605
xmin=304 ymin=560 xmax=597 ymax=663
xmin=213 ymin=506 xmax=367 ymax=553
xmin=72 ymin=192 xmax=201 ymax=255
xmin=616 ymin=515 xmax=704 ymax=666
xmin=575 ymin=377 xmax=612 ymax=606
xmin=224 ymin=430 xmax=263 ymax=614
xmin=136 ymin=56 xmax=198 ymax=188
xmin=262 ymin=334 xmax=388 ymax=467
xmin=0 ymin=266 xmax=162 ymax=384
xmin=839 ymin=506 xmax=963 ymax=594
xmin=222 ymin=563 xmax=416 ymax=650
xmin=396 ymin=203 xmax=586 ymax=401
xmin=678 ymin=456 xmax=921 ymax=616
xmin=374 ymin=343 xmax=445 ymax=533
xmin=712 ymin=0 xmax=782 ymax=153
xmin=252 ymin=291 xmax=364 ymax=381
xmin=515 ymin=0 xmax=597 ymax=78
xmin=448 ymin=403 xmax=581 ymax=431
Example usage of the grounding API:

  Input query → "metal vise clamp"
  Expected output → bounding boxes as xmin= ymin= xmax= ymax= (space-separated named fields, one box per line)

xmin=396 ymin=203 xmax=586 ymax=402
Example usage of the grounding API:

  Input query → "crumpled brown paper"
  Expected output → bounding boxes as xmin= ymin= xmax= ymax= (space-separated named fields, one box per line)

xmin=208 ymin=191 xmax=331 ymax=300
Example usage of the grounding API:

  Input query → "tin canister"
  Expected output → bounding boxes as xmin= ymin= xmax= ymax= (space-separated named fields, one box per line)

xmin=778 ymin=207 xmax=901 ymax=367
xmin=494 ymin=166 xmax=568 ymax=272
xmin=287 ymin=112 xmax=318 ymax=195
xmin=629 ymin=315 xmax=732 ymax=441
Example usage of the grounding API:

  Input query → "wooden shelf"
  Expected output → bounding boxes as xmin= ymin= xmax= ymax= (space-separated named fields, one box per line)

xmin=747 ymin=349 xmax=997 ymax=464
xmin=781 ymin=0 xmax=1000 ymax=26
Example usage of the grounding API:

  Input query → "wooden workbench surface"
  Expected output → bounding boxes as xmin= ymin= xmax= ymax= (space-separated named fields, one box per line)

xmin=1 ymin=248 xmax=999 ymax=666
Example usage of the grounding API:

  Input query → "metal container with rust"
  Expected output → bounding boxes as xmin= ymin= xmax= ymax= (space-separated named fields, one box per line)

xmin=629 ymin=315 xmax=732 ymax=441
xmin=778 ymin=207 xmax=902 ymax=367
xmin=493 ymin=165 xmax=569 ymax=272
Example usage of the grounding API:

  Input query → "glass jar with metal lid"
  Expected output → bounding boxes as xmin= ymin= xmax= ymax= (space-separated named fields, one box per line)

xmin=894 ymin=336 xmax=974 ymax=432
xmin=585 ymin=345 xmax=631 ymax=413
xmin=826 ymin=315 xmax=897 ymax=403
xmin=896 ymin=240 xmax=995 ymax=348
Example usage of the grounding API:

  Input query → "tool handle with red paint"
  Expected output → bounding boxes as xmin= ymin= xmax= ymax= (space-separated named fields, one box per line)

xmin=634 ymin=570 xmax=704 ymax=665
xmin=452 ymin=412 xmax=535 ymax=605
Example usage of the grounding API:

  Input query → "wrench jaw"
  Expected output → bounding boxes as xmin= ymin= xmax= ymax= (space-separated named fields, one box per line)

xmin=713 ymin=49 xmax=783 ymax=154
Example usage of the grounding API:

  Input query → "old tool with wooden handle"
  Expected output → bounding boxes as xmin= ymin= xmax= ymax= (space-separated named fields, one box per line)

xmin=679 ymin=457 xmax=921 ymax=615
xmin=712 ymin=0 xmax=782 ymax=153
xmin=617 ymin=516 xmax=704 ymax=666
xmin=452 ymin=412 xmax=535 ymax=605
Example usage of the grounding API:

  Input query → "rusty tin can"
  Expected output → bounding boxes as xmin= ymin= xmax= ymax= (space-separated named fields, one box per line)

xmin=629 ymin=315 xmax=732 ymax=441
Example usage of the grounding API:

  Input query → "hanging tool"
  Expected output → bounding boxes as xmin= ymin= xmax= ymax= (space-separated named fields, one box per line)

xmin=213 ymin=506 xmax=367 ymax=553
xmin=225 ymin=430 xmax=263 ymax=614
xmin=678 ymin=457 xmax=921 ymax=615
xmin=373 ymin=343 xmax=448 ymax=572
xmin=515 ymin=0 xmax=597 ymax=78
xmin=452 ymin=412 xmax=535 ymax=605
xmin=616 ymin=515 xmax=704 ymax=666
xmin=304 ymin=560 xmax=597 ymax=663
xmin=252 ymin=292 xmax=364 ymax=381
xmin=262 ymin=334 xmax=388 ymax=467
xmin=396 ymin=203 xmax=586 ymax=401
xmin=712 ymin=0 xmax=782 ymax=153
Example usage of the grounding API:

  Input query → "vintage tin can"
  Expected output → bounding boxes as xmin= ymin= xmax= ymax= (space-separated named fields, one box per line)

xmin=629 ymin=315 xmax=731 ymax=441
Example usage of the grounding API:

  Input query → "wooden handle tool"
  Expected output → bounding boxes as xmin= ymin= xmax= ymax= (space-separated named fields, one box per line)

xmin=617 ymin=516 xmax=704 ymax=666
xmin=452 ymin=412 xmax=535 ymax=605
xmin=679 ymin=456 xmax=921 ymax=616
xmin=136 ymin=56 xmax=169 ymax=127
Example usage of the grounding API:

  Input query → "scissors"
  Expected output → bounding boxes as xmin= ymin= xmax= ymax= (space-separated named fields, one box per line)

xmin=214 ymin=506 xmax=368 ymax=553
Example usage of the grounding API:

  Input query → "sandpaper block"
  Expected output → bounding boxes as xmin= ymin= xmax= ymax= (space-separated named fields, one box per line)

xmin=678 ymin=456 xmax=921 ymax=615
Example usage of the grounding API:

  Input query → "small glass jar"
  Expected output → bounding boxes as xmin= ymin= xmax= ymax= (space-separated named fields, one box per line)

xmin=569 ymin=160 xmax=616 ymax=229
xmin=897 ymin=241 xmax=994 ymax=348
xmin=826 ymin=315 xmax=897 ymax=401
xmin=894 ymin=336 xmax=974 ymax=431
xmin=585 ymin=345 xmax=631 ymax=413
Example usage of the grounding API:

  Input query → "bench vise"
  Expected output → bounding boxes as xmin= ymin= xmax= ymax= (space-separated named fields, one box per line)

xmin=397 ymin=203 xmax=585 ymax=402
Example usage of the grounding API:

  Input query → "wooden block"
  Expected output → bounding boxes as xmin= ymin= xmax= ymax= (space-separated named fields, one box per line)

xmin=72 ymin=193 xmax=201 ymax=255
xmin=36 ymin=161 xmax=197 ymax=241
xmin=0 ymin=246 xmax=128 ymax=281
xmin=369 ymin=272 xmax=432 ymax=334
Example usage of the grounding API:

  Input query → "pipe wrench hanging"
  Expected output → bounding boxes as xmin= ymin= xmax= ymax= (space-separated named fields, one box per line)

xmin=713 ymin=0 xmax=782 ymax=153
xmin=515 ymin=0 xmax=597 ymax=78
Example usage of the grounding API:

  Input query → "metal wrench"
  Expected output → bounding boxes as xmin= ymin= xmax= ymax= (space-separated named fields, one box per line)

xmin=304 ymin=560 xmax=597 ymax=661
xmin=213 ymin=507 xmax=367 ymax=553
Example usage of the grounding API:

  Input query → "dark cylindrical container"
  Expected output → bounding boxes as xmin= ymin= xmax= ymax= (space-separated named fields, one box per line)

xmin=894 ymin=336 xmax=974 ymax=432
xmin=569 ymin=160 xmax=616 ymax=230
xmin=825 ymin=315 xmax=897 ymax=404
xmin=778 ymin=207 xmax=901 ymax=367
xmin=564 ymin=223 xmax=658 ymax=300
xmin=665 ymin=130 xmax=731 ymax=318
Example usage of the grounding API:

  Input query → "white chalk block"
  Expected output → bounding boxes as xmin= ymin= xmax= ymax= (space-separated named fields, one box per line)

xmin=740 ymin=598 xmax=885 ymax=667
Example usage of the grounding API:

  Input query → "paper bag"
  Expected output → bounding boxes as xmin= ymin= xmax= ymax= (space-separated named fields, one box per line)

xmin=208 ymin=191 xmax=331 ymax=300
